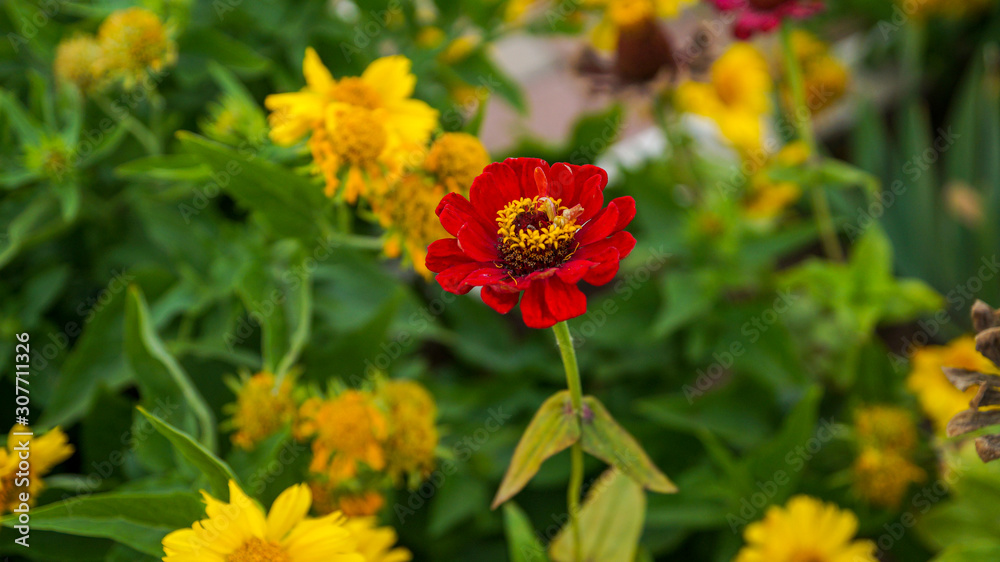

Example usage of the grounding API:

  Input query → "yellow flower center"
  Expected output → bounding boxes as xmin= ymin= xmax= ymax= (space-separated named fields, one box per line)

xmin=330 ymin=78 xmax=381 ymax=109
xmin=327 ymin=110 xmax=387 ymax=166
xmin=496 ymin=196 xmax=583 ymax=276
xmin=226 ymin=537 xmax=290 ymax=562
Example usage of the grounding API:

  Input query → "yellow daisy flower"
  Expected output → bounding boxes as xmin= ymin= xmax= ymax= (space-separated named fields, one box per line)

xmin=735 ymin=495 xmax=877 ymax=562
xmin=264 ymin=50 xmax=438 ymax=203
xmin=161 ymin=481 xmax=361 ymax=561
xmin=675 ymin=43 xmax=772 ymax=155
xmin=296 ymin=391 xmax=389 ymax=481
xmin=226 ymin=372 xmax=297 ymax=450
xmin=854 ymin=404 xmax=918 ymax=453
xmin=0 ymin=425 xmax=74 ymax=515
xmin=97 ymin=7 xmax=176 ymax=86
xmin=907 ymin=335 xmax=997 ymax=433
xmin=346 ymin=517 xmax=412 ymax=562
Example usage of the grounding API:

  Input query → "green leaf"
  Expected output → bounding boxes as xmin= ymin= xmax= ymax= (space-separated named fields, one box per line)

xmin=177 ymin=132 xmax=325 ymax=243
xmin=137 ymin=407 xmax=240 ymax=501
xmin=0 ymin=89 xmax=43 ymax=146
xmin=115 ymin=154 xmax=212 ymax=181
xmin=125 ymin=286 xmax=216 ymax=450
xmin=503 ymin=503 xmax=549 ymax=562
xmin=0 ymin=491 xmax=204 ymax=557
xmin=549 ymin=469 xmax=646 ymax=562
xmin=580 ymin=396 xmax=676 ymax=494
xmin=493 ymin=391 xmax=581 ymax=508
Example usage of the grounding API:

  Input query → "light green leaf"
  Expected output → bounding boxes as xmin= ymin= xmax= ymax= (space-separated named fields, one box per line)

xmin=493 ymin=391 xmax=581 ymax=508
xmin=549 ymin=469 xmax=646 ymax=562
xmin=580 ymin=396 xmax=676 ymax=494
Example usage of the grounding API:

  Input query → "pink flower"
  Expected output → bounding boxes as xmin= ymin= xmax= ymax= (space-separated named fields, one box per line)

xmin=709 ymin=0 xmax=823 ymax=39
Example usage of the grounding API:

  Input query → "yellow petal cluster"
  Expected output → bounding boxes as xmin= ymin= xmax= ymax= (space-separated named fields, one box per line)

xmin=851 ymin=405 xmax=926 ymax=509
xmin=0 ymin=425 xmax=73 ymax=515
xmin=782 ymin=30 xmax=849 ymax=115
xmin=97 ymin=8 xmax=177 ymax=87
xmin=161 ymin=480 xmax=410 ymax=562
xmin=907 ymin=335 xmax=997 ymax=433
xmin=265 ymin=50 xmax=438 ymax=204
xmin=374 ymin=133 xmax=489 ymax=278
xmin=734 ymin=495 xmax=877 ymax=562
xmin=382 ymin=380 xmax=439 ymax=481
xmin=226 ymin=372 xmax=297 ymax=450
xmin=675 ymin=43 xmax=772 ymax=155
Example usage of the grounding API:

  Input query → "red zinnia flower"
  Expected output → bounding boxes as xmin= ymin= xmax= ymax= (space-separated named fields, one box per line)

xmin=425 ymin=158 xmax=636 ymax=329
xmin=709 ymin=0 xmax=823 ymax=39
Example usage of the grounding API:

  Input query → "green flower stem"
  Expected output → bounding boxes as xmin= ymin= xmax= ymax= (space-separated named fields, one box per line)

xmin=779 ymin=22 xmax=844 ymax=262
xmin=553 ymin=321 xmax=583 ymax=562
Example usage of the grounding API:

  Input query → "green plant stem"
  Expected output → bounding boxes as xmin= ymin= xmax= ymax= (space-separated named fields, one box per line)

xmin=553 ymin=321 xmax=583 ymax=562
xmin=779 ymin=23 xmax=844 ymax=262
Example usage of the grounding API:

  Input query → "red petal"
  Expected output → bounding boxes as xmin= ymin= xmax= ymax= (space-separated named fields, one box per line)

xmin=608 ymin=196 xmax=636 ymax=232
xmin=470 ymin=162 xmax=520 ymax=218
xmin=518 ymin=281 xmax=553 ymax=329
xmin=577 ymin=177 xmax=605 ymax=223
xmin=571 ymin=165 xmax=608 ymax=200
xmin=576 ymin=204 xmax=620 ymax=246
xmin=503 ymin=158 xmax=550 ymax=199
xmin=613 ymin=231 xmax=637 ymax=259
xmin=556 ymin=259 xmax=596 ymax=284
xmin=463 ymin=267 xmax=510 ymax=287
xmin=542 ymin=277 xmax=587 ymax=324
xmin=426 ymin=238 xmax=468 ymax=273
xmin=435 ymin=262 xmax=483 ymax=294
xmin=546 ymin=163 xmax=577 ymax=203
xmin=481 ymin=286 xmax=520 ymax=314
xmin=582 ymin=253 xmax=620 ymax=286
xmin=457 ymin=222 xmax=498 ymax=262
xmin=575 ymin=231 xmax=635 ymax=261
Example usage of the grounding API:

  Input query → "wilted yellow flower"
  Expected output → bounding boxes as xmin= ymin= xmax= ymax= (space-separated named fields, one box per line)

xmin=97 ymin=8 xmax=176 ymax=86
xmin=161 ymin=481 xmax=362 ymax=561
xmin=907 ymin=336 xmax=996 ymax=433
xmin=297 ymin=391 xmax=389 ymax=481
xmin=1 ymin=426 xmax=73 ymax=514
xmin=735 ymin=495 xmax=877 ymax=562
xmin=782 ymin=30 xmax=849 ymax=115
xmin=265 ymin=50 xmax=438 ymax=203
xmin=226 ymin=372 xmax=296 ymax=450
xmin=346 ymin=517 xmax=412 ymax=562
xmin=852 ymin=447 xmax=926 ymax=509
xmin=381 ymin=380 xmax=438 ymax=481
xmin=589 ymin=0 xmax=693 ymax=51
xmin=54 ymin=35 xmax=105 ymax=92
xmin=311 ymin=483 xmax=386 ymax=517
xmin=675 ymin=43 xmax=772 ymax=155
xmin=375 ymin=133 xmax=488 ymax=278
